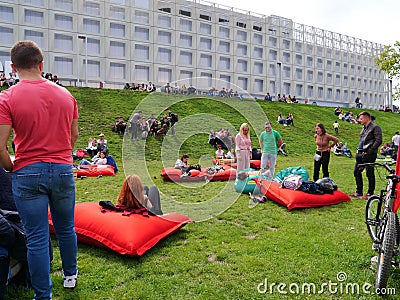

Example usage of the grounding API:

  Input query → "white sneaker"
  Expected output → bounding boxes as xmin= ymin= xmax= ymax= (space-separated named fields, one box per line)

xmin=63 ymin=270 xmax=78 ymax=289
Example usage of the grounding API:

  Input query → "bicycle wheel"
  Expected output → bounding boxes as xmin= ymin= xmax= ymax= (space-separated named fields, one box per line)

xmin=375 ymin=212 xmax=397 ymax=293
xmin=365 ymin=195 xmax=384 ymax=242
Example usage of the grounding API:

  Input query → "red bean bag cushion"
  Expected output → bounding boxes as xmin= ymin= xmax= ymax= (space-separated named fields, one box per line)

xmin=190 ymin=169 xmax=201 ymax=177
xmin=253 ymin=178 xmax=350 ymax=210
xmin=160 ymin=167 xmax=207 ymax=182
xmin=160 ymin=167 xmax=236 ymax=182
xmin=207 ymin=167 xmax=236 ymax=181
xmin=48 ymin=202 xmax=192 ymax=256
xmin=77 ymin=165 xmax=116 ymax=177
xmin=250 ymin=160 xmax=261 ymax=169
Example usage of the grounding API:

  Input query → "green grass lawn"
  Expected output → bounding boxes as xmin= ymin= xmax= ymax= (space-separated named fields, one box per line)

xmin=5 ymin=87 xmax=400 ymax=299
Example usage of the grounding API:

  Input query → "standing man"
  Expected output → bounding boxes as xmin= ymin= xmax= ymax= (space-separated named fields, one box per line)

xmin=259 ymin=121 xmax=283 ymax=177
xmin=391 ymin=131 xmax=400 ymax=156
xmin=130 ymin=110 xmax=142 ymax=141
xmin=0 ymin=41 xmax=79 ymax=299
xmin=350 ymin=111 xmax=382 ymax=199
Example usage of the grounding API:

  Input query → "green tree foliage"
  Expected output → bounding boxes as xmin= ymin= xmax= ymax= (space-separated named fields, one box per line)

xmin=375 ymin=41 xmax=400 ymax=100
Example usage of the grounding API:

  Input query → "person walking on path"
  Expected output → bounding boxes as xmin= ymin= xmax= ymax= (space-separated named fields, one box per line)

xmin=313 ymin=123 xmax=338 ymax=181
xmin=259 ymin=121 xmax=283 ymax=177
xmin=349 ymin=111 xmax=382 ymax=200
xmin=0 ymin=40 xmax=79 ymax=299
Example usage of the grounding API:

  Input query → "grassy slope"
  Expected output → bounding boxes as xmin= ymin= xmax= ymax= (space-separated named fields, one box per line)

xmin=7 ymin=87 xmax=400 ymax=299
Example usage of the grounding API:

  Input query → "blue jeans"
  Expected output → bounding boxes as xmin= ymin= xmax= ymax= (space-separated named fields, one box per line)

xmin=12 ymin=162 xmax=77 ymax=300
xmin=261 ymin=153 xmax=277 ymax=177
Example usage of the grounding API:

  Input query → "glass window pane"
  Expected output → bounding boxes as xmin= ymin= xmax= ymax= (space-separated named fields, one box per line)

xmin=0 ymin=6 xmax=14 ymax=21
xmin=0 ymin=27 xmax=14 ymax=45
xmin=110 ymin=6 xmax=125 ymax=19
xmin=83 ymin=19 xmax=100 ymax=33
xmin=84 ymin=2 xmax=100 ymax=15
xmin=55 ymin=14 xmax=73 ymax=30
xmin=25 ymin=9 xmax=44 ymax=25
xmin=179 ymin=51 xmax=192 ymax=65
xmin=158 ymin=15 xmax=171 ymax=27
xmin=135 ymin=10 xmax=149 ymax=24
xmin=135 ymin=44 xmax=149 ymax=60
xmin=110 ymin=23 xmax=125 ymax=37
xmin=199 ymin=38 xmax=211 ymax=50
xmin=157 ymin=48 xmax=171 ymax=62
xmin=158 ymin=31 xmax=171 ymax=44
xmin=134 ymin=27 xmax=149 ymax=40
xmin=200 ymin=54 xmax=212 ymax=67
xmin=87 ymin=60 xmax=100 ymax=77
xmin=109 ymin=62 xmax=126 ymax=79
xmin=110 ymin=41 xmax=125 ymax=57
xmin=87 ymin=38 xmax=100 ymax=54
xmin=55 ymin=0 xmax=72 ymax=11
xmin=135 ymin=65 xmax=149 ymax=81
xmin=54 ymin=57 xmax=73 ymax=75
xmin=54 ymin=34 xmax=73 ymax=51
xmin=24 ymin=30 xmax=44 ymax=47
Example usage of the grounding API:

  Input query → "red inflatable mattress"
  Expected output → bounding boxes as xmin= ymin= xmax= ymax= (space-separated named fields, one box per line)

xmin=253 ymin=178 xmax=350 ymax=210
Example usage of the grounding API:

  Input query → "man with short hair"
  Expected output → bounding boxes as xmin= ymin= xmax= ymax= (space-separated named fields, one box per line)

xmin=259 ymin=121 xmax=283 ymax=177
xmin=130 ymin=110 xmax=142 ymax=141
xmin=0 ymin=40 xmax=79 ymax=299
xmin=350 ymin=111 xmax=382 ymax=199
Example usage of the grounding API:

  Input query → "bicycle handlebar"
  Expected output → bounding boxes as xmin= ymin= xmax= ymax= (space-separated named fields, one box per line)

xmin=357 ymin=161 xmax=396 ymax=173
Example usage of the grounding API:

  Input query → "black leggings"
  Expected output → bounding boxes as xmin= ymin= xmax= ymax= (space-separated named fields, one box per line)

xmin=313 ymin=151 xmax=331 ymax=181
xmin=143 ymin=186 xmax=163 ymax=215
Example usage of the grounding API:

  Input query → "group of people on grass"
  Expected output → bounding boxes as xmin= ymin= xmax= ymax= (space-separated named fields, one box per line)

xmin=0 ymin=40 xmax=396 ymax=299
xmin=128 ymin=108 xmax=179 ymax=141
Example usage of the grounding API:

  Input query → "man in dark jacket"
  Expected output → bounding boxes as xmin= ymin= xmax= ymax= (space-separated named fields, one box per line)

xmin=349 ymin=111 xmax=382 ymax=199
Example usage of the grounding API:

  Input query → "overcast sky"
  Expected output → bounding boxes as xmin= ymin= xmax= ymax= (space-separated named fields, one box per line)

xmin=212 ymin=0 xmax=398 ymax=46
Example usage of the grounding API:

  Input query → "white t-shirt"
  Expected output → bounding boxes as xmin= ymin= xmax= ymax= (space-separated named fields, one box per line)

xmin=392 ymin=134 xmax=400 ymax=146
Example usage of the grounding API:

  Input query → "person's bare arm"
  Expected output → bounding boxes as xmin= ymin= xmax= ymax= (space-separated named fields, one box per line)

xmin=71 ymin=118 xmax=79 ymax=148
xmin=0 ymin=124 xmax=13 ymax=171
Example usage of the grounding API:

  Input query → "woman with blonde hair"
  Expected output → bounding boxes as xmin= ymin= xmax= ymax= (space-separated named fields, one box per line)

xmin=117 ymin=174 xmax=163 ymax=215
xmin=235 ymin=123 xmax=251 ymax=174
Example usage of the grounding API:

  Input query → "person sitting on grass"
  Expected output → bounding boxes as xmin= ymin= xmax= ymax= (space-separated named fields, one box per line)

xmin=112 ymin=174 xmax=162 ymax=215
xmin=174 ymin=154 xmax=199 ymax=178
xmin=86 ymin=138 xmax=98 ymax=157
xmin=79 ymin=151 xmax=107 ymax=166
xmin=215 ymin=145 xmax=225 ymax=159
xmin=114 ymin=117 xmax=127 ymax=135
xmin=277 ymin=114 xmax=286 ymax=125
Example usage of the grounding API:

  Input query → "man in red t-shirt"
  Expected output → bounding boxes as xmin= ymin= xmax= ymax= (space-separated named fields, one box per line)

xmin=0 ymin=40 xmax=79 ymax=298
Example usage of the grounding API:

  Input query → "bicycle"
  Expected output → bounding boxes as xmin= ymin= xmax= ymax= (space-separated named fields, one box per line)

xmin=364 ymin=160 xmax=400 ymax=294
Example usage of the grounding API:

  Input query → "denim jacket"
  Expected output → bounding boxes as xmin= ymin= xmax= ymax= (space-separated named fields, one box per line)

xmin=360 ymin=122 xmax=382 ymax=154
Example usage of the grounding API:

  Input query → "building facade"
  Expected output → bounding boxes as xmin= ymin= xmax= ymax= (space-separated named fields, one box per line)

xmin=0 ymin=0 xmax=389 ymax=108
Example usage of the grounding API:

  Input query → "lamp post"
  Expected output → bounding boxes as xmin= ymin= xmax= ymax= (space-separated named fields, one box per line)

xmin=77 ymin=34 xmax=88 ymax=87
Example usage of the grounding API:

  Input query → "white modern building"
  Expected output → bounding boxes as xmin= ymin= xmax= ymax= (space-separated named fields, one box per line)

xmin=0 ymin=0 xmax=390 ymax=108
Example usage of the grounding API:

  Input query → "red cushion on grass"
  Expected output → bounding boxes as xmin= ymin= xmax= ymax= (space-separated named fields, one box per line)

xmin=250 ymin=160 xmax=261 ymax=169
xmin=160 ymin=167 xmax=236 ymax=182
xmin=253 ymin=178 xmax=350 ymax=210
xmin=77 ymin=165 xmax=115 ymax=177
xmin=190 ymin=169 xmax=201 ymax=177
xmin=160 ymin=167 xmax=206 ymax=182
xmin=48 ymin=202 xmax=192 ymax=256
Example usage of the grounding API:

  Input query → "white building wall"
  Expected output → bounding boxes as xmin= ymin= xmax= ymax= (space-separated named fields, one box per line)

xmin=0 ymin=0 xmax=388 ymax=108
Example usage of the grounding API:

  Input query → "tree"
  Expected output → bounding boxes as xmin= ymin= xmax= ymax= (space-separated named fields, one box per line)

xmin=375 ymin=41 xmax=400 ymax=101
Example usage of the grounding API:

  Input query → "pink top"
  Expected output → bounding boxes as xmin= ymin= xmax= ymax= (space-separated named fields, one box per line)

xmin=0 ymin=79 xmax=78 ymax=171
xmin=235 ymin=133 xmax=251 ymax=151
